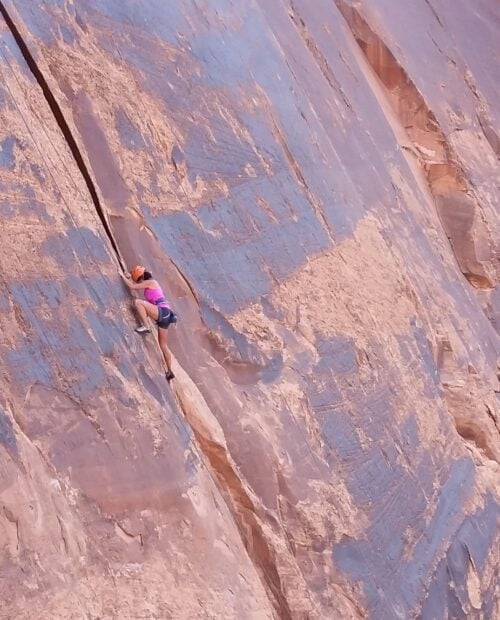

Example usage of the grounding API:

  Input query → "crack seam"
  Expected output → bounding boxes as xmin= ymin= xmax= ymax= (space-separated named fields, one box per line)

xmin=0 ymin=0 xmax=124 ymax=270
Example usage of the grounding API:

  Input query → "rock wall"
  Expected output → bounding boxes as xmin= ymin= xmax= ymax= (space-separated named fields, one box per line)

xmin=0 ymin=1 xmax=498 ymax=618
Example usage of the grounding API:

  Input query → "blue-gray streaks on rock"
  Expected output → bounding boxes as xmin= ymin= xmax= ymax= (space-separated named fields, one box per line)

xmin=334 ymin=457 xmax=475 ymax=617
xmin=143 ymin=188 xmax=330 ymax=314
xmin=411 ymin=317 xmax=440 ymax=386
xmin=59 ymin=24 xmax=75 ymax=45
xmin=400 ymin=414 xmax=419 ymax=449
xmin=38 ymin=228 xmax=110 ymax=284
xmin=0 ymin=294 xmax=11 ymax=313
xmin=315 ymin=334 xmax=358 ymax=376
xmin=0 ymin=203 xmax=14 ymax=218
xmin=0 ymin=406 xmax=17 ymax=454
xmin=86 ymin=0 xmax=184 ymax=43
xmin=138 ymin=366 xmax=164 ymax=406
xmin=421 ymin=497 xmax=499 ymax=619
xmin=114 ymin=108 xmax=147 ymax=151
xmin=40 ymin=233 xmax=77 ymax=269
xmin=5 ymin=343 xmax=54 ymax=389
xmin=320 ymin=410 xmax=362 ymax=461
xmin=200 ymin=300 xmax=283 ymax=382
xmin=85 ymin=308 xmax=117 ymax=358
xmin=66 ymin=227 xmax=111 ymax=264
xmin=6 ymin=275 xmax=135 ymax=399
xmin=0 ymin=136 xmax=16 ymax=169
xmin=458 ymin=497 xmax=499 ymax=572
xmin=25 ymin=200 xmax=53 ymax=222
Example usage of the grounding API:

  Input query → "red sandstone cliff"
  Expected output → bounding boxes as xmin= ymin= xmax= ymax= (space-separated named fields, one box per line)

xmin=0 ymin=1 xmax=498 ymax=618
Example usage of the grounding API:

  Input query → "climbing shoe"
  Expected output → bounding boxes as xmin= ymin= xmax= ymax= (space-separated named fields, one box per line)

xmin=165 ymin=370 xmax=175 ymax=382
xmin=135 ymin=325 xmax=151 ymax=335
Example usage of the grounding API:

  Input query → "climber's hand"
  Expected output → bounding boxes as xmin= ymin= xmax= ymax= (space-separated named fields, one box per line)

xmin=120 ymin=272 xmax=133 ymax=288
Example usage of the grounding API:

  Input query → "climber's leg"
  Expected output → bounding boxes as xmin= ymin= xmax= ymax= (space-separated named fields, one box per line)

xmin=133 ymin=299 xmax=158 ymax=334
xmin=158 ymin=326 xmax=174 ymax=381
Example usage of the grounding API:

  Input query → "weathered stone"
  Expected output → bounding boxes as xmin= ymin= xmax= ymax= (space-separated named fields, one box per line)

xmin=0 ymin=1 xmax=498 ymax=618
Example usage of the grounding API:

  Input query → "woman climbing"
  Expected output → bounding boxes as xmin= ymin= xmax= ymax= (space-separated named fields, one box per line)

xmin=120 ymin=265 xmax=176 ymax=381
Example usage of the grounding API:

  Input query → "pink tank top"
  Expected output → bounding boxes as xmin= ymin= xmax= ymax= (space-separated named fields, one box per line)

xmin=144 ymin=286 xmax=170 ymax=308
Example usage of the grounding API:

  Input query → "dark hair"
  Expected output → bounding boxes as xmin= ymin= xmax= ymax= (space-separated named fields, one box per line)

xmin=143 ymin=271 xmax=153 ymax=280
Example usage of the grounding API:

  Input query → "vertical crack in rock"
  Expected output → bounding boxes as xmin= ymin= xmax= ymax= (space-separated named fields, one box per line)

xmin=423 ymin=0 xmax=445 ymax=28
xmin=56 ymin=515 xmax=69 ymax=555
xmin=0 ymin=1 xmax=124 ymax=270
xmin=485 ymin=403 xmax=500 ymax=434
xmin=477 ymin=112 xmax=500 ymax=159
xmin=0 ymin=9 xmax=294 ymax=609
xmin=173 ymin=373 xmax=294 ymax=620
xmin=335 ymin=0 xmax=497 ymax=290
xmin=271 ymin=115 xmax=335 ymax=244
xmin=287 ymin=2 xmax=353 ymax=110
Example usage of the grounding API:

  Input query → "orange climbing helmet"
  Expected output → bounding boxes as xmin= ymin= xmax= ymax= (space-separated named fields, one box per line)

xmin=130 ymin=265 xmax=146 ymax=282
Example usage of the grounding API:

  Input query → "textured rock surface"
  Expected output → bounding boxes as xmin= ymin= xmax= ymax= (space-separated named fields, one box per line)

xmin=0 ymin=1 xmax=498 ymax=618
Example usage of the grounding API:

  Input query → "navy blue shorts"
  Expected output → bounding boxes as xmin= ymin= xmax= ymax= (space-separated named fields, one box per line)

xmin=156 ymin=306 xmax=177 ymax=329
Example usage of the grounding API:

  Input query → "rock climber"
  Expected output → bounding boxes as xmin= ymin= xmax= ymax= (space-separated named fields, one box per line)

xmin=120 ymin=266 xmax=176 ymax=381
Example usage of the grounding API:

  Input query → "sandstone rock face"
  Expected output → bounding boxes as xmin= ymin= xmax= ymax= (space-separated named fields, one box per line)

xmin=0 ymin=1 xmax=498 ymax=619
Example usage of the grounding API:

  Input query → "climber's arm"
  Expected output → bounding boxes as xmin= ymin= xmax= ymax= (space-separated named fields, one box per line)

xmin=120 ymin=273 xmax=157 ymax=291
